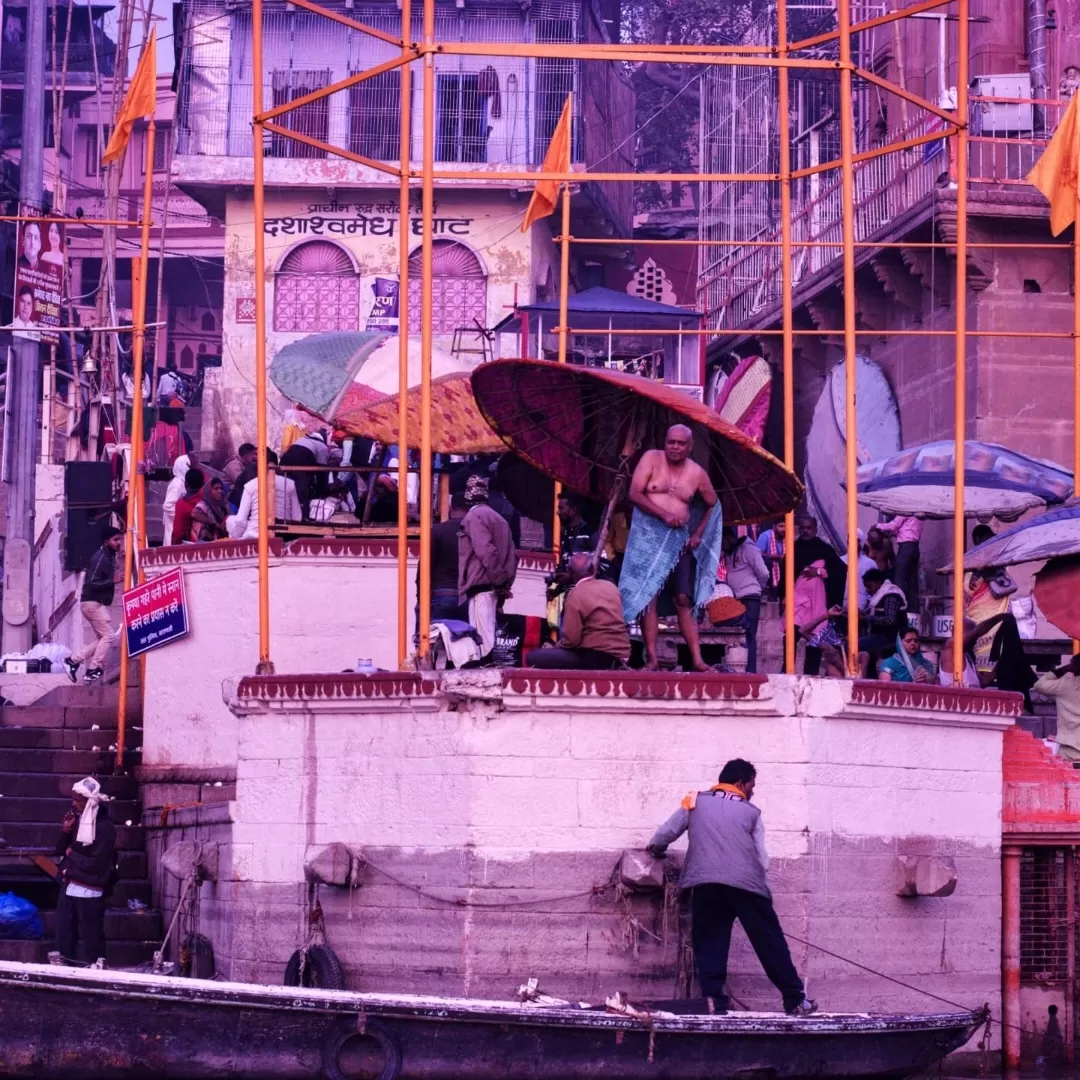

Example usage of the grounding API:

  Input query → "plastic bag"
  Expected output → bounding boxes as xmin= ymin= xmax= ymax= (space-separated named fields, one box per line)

xmin=0 ymin=892 xmax=44 ymax=940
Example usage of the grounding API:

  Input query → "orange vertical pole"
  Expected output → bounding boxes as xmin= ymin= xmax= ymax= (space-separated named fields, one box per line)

xmin=552 ymin=177 xmax=572 ymax=560
xmin=1002 ymin=844 xmax=1022 ymax=1069
xmin=951 ymin=0 xmax=969 ymax=681
xmin=417 ymin=0 xmax=435 ymax=656
xmin=838 ymin=0 xmax=860 ymax=671
xmin=116 ymin=119 xmax=156 ymax=769
xmin=1073 ymin=209 xmax=1079 ymax=654
xmin=396 ymin=0 xmax=413 ymax=667
xmin=252 ymin=0 xmax=273 ymax=673
xmin=777 ymin=0 xmax=796 ymax=674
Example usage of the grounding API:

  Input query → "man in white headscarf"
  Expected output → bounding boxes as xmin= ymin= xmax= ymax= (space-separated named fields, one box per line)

xmin=55 ymin=777 xmax=115 ymax=965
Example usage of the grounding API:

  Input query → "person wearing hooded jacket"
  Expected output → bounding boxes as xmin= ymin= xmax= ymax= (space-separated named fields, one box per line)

xmin=55 ymin=777 xmax=116 ymax=965
xmin=162 ymin=454 xmax=194 ymax=542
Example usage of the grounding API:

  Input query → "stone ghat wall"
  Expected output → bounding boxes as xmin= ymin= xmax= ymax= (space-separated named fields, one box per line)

xmin=149 ymin=672 xmax=1015 ymax=1032
xmin=137 ymin=540 xmax=550 ymax=779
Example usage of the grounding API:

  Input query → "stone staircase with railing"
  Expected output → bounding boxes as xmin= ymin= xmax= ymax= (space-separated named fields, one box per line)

xmin=0 ymin=683 xmax=160 ymax=965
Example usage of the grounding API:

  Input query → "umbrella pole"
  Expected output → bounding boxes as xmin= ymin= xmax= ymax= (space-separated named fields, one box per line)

xmin=362 ymin=442 xmax=383 ymax=525
xmin=590 ymin=414 xmax=644 ymax=575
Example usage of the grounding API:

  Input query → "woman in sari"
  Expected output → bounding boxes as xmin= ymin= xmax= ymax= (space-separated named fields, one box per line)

xmin=189 ymin=477 xmax=229 ymax=542
xmin=879 ymin=627 xmax=936 ymax=683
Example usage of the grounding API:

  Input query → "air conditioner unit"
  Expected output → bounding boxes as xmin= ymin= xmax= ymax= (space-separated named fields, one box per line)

xmin=970 ymin=74 xmax=1033 ymax=135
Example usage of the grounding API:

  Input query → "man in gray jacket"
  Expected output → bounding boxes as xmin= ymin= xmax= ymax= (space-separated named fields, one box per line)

xmin=458 ymin=475 xmax=517 ymax=659
xmin=648 ymin=758 xmax=816 ymax=1015
xmin=720 ymin=528 xmax=771 ymax=673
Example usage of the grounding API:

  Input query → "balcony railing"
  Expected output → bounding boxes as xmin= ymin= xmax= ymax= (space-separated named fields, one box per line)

xmin=700 ymin=96 xmax=1066 ymax=333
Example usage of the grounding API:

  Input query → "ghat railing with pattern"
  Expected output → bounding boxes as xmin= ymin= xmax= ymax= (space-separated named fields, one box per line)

xmin=700 ymin=97 xmax=1066 ymax=334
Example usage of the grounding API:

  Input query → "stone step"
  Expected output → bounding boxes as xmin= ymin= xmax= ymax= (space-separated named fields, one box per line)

xmin=0 ymin=748 xmax=121 ymax=775
xmin=0 ymin=874 xmax=151 ymax=913
xmin=1 ymin=822 xmax=145 ymax=851
xmin=0 ymin=797 xmax=140 ymax=824
xmin=0 ymin=849 xmax=146 ymax=881
xmin=0 ymin=938 xmax=161 ymax=967
xmin=0 ymin=704 xmax=137 ymax=731
xmin=33 ymin=681 xmax=140 ymax=711
xmin=0 ymin=771 xmax=138 ymax=800
xmin=39 ymin=907 xmax=163 ymax=942
xmin=0 ymin=726 xmax=141 ymax=751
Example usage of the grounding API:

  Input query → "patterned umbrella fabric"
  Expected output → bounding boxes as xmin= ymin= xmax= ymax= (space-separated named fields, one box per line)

xmin=268 ymin=332 xmax=389 ymax=419
xmin=952 ymin=501 xmax=1080 ymax=572
xmin=471 ymin=359 xmax=803 ymax=524
xmin=334 ymin=372 xmax=505 ymax=454
xmin=269 ymin=332 xmax=474 ymax=422
xmin=856 ymin=440 xmax=1073 ymax=521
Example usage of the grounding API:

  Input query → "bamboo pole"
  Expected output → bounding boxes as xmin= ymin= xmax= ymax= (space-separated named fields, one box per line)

xmin=252 ymin=0 xmax=273 ymax=673
xmin=838 ymin=0 xmax=860 ymax=673
xmin=397 ymin=0 xmax=412 ymax=668
xmin=116 ymin=119 xmax=155 ymax=769
xmin=416 ymin=0 xmax=435 ymax=657
xmin=951 ymin=0 xmax=970 ymax=682
xmin=1074 ymin=207 xmax=1079 ymax=655
xmin=552 ymin=177 xmax=573 ymax=562
xmin=777 ymin=0 xmax=795 ymax=674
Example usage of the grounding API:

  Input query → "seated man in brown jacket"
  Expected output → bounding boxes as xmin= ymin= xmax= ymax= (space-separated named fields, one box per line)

xmin=527 ymin=554 xmax=630 ymax=670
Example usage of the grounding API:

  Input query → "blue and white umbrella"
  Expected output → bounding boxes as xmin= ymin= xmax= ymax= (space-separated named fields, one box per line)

xmin=855 ymin=440 xmax=1073 ymax=522
xmin=954 ymin=501 xmax=1080 ymax=572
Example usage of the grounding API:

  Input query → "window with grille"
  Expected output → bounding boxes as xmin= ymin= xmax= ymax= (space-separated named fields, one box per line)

xmin=274 ymin=241 xmax=359 ymax=333
xmin=348 ymin=70 xmax=407 ymax=160
xmin=436 ymin=74 xmax=489 ymax=163
xmin=407 ymin=241 xmax=487 ymax=335
xmin=1020 ymin=847 xmax=1071 ymax=981
xmin=270 ymin=69 xmax=331 ymax=159
xmin=84 ymin=126 xmax=111 ymax=177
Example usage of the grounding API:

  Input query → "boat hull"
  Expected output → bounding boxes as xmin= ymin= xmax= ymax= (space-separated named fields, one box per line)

xmin=0 ymin=962 xmax=985 ymax=1080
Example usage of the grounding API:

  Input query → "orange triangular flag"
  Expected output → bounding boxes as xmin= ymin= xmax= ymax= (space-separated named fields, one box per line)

xmin=521 ymin=95 xmax=572 ymax=232
xmin=102 ymin=29 xmax=158 ymax=166
xmin=1028 ymin=93 xmax=1080 ymax=236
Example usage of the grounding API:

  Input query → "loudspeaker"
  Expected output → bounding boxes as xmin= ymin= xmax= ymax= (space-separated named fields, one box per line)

xmin=64 ymin=461 xmax=112 ymax=506
xmin=64 ymin=507 xmax=113 ymax=572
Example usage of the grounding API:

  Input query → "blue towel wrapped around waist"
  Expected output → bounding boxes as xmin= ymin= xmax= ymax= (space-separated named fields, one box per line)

xmin=619 ymin=501 xmax=724 ymax=622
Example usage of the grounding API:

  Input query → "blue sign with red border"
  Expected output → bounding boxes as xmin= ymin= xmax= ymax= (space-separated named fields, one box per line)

xmin=122 ymin=567 xmax=189 ymax=658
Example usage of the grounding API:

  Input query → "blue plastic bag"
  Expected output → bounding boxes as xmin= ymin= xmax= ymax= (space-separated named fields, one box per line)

xmin=0 ymin=891 xmax=44 ymax=940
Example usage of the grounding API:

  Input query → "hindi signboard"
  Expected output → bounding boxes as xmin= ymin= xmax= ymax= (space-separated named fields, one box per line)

xmin=12 ymin=214 xmax=65 ymax=343
xmin=122 ymin=567 xmax=189 ymax=658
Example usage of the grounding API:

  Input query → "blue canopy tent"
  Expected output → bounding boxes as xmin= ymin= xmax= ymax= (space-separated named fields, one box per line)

xmin=492 ymin=287 xmax=704 ymax=388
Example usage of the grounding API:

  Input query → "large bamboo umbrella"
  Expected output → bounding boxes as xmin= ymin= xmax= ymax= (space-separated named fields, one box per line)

xmin=471 ymin=359 xmax=802 ymax=524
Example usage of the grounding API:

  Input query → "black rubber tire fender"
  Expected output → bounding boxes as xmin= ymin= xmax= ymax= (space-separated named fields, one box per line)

xmin=283 ymin=943 xmax=345 ymax=990
xmin=179 ymin=933 xmax=216 ymax=980
xmin=321 ymin=1015 xmax=402 ymax=1080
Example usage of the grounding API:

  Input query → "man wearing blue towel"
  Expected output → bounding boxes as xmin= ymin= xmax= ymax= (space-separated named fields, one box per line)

xmin=622 ymin=425 xmax=721 ymax=671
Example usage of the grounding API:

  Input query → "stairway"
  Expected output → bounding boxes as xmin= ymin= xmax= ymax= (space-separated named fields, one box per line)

xmin=0 ymin=684 xmax=161 ymax=965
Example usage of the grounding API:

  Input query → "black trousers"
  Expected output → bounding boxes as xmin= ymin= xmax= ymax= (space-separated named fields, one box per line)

xmin=691 ymin=883 xmax=805 ymax=1010
xmin=525 ymin=646 xmax=623 ymax=670
xmin=893 ymin=541 xmax=920 ymax=612
xmin=56 ymin=888 xmax=107 ymax=965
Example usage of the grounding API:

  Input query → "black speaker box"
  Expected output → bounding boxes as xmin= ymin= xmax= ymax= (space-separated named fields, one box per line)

xmin=64 ymin=507 xmax=113 ymax=573
xmin=64 ymin=461 xmax=112 ymax=506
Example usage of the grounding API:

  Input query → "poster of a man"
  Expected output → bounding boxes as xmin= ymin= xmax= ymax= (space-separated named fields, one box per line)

xmin=18 ymin=220 xmax=41 ymax=271
xmin=12 ymin=216 xmax=64 ymax=342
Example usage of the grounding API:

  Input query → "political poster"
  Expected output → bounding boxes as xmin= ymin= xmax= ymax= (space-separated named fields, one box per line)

xmin=122 ymin=567 xmax=190 ymax=658
xmin=12 ymin=215 xmax=64 ymax=343
xmin=363 ymin=276 xmax=400 ymax=332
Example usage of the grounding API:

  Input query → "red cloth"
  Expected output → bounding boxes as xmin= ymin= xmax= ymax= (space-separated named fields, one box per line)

xmin=172 ymin=491 xmax=200 ymax=545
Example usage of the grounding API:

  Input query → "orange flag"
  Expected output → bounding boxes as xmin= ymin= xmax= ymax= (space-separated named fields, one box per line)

xmin=102 ymin=29 xmax=158 ymax=166
xmin=521 ymin=95 xmax=572 ymax=232
xmin=1028 ymin=93 xmax=1080 ymax=236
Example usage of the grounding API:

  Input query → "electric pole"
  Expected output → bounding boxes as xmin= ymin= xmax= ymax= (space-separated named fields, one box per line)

xmin=3 ymin=1 xmax=47 ymax=653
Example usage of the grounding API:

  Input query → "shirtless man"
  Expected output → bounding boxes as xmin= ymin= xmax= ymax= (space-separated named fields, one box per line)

xmin=628 ymin=424 xmax=718 ymax=671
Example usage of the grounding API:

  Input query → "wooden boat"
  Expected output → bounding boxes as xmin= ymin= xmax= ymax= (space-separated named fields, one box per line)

xmin=0 ymin=960 xmax=987 ymax=1080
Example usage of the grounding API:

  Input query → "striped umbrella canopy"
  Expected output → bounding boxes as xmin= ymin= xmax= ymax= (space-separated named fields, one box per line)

xmin=856 ymin=440 xmax=1073 ymax=521
xmin=471 ymin=359 xmax=803 ymax=524
xmin=334 ymin=372 xmax=505 ymax=454
xmin=949 ymin=501 xmax=1080 ymax=573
